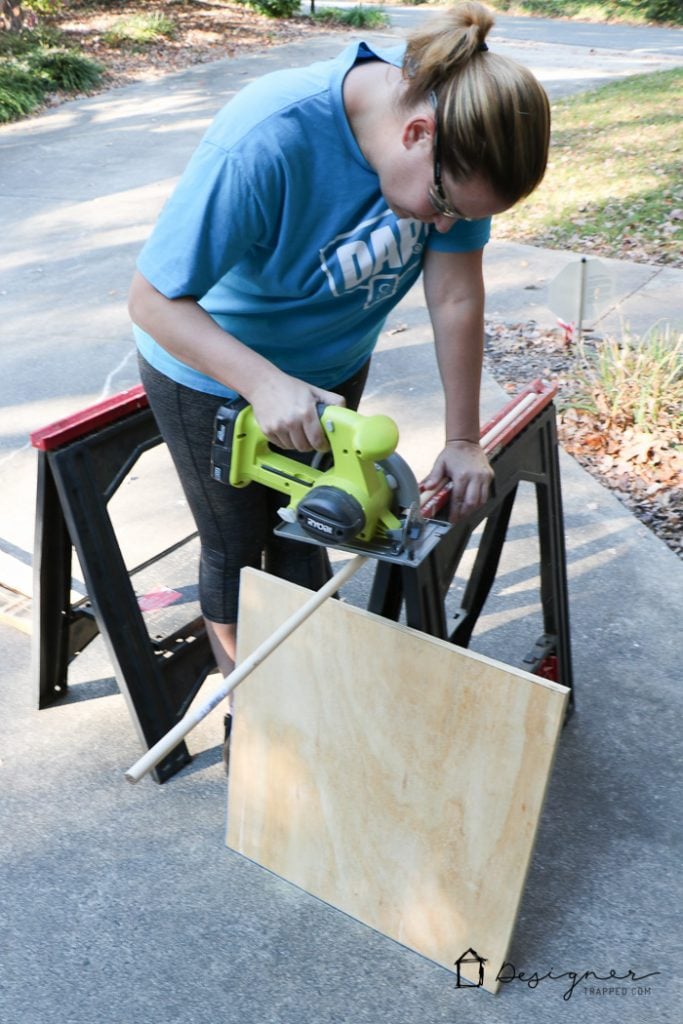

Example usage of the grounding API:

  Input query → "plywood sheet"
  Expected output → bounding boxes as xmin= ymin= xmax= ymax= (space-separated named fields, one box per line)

xmin=227 ymin=568 xmax=568 ymax=993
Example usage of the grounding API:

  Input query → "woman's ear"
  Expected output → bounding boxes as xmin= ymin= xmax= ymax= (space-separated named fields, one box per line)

xmin=401 ymin=114 xmax=435 ymax=150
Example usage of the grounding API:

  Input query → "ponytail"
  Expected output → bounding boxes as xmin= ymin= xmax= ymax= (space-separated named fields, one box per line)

xmin=403 ymin=0 xmax=494 ymax=98
xmin=403 ymin=1 xmax=550 ymax=205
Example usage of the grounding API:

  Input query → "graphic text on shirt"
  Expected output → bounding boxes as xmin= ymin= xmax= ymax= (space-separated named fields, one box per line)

xmin=320 ymin=211 xmax=428 ymax=309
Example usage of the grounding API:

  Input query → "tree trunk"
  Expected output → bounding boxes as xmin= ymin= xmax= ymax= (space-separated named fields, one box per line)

xmin=1 ymin=1 xmax=25 ymax=33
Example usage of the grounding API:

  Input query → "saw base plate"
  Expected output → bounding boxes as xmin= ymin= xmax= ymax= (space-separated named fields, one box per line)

xmin=273 ymin=518 xmax=451 ymax=567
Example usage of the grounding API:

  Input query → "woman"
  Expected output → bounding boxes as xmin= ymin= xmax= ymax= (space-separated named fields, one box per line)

xmin=128 ymin=1 xmax=551 ymax=685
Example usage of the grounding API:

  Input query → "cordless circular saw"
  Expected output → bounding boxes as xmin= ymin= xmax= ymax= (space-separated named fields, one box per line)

xmin=210 ymin=399 xmax=450 ymax=566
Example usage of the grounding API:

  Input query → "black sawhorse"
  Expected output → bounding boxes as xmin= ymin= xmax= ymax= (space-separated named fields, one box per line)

xmin=30 ymin=385 xmax=215 ymax=782
xmin=369 ymin=380 xmax=574 ymax=710
xmin=31 ymin=380 xmax=572 ymax=785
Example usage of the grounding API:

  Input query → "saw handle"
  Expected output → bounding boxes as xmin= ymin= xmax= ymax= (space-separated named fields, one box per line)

xmin=316 ymin=405 xmax=399 ymax=463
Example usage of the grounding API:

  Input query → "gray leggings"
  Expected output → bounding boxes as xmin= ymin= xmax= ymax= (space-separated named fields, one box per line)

xmin=138 ymin=355 xmax=369 ymax=623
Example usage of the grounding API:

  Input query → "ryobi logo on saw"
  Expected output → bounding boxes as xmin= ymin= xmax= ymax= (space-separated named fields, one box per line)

xmin=320 ymin=212 xmax=427 ymax=309
xmin=304 ymin=517 xmax=333 ymax=535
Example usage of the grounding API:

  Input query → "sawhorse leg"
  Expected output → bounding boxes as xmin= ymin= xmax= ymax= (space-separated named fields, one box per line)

xmin=448 ymin=486 xmax=518 ymax=648
xmin=32 ymin=451 xmax=99 ymax=709
xmin=523 ymin=413 xmax=573 ymax=704
xmin=31 ymin=388 xmax=215 ymax=782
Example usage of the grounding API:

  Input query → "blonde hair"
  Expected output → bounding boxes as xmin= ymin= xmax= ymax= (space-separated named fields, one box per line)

xmin=403 ymin=1 xmax=550 ymax=204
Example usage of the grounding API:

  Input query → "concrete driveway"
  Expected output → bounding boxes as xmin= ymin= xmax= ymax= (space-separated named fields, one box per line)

xmin=0 ymin=13 xmax=681 ymax=1024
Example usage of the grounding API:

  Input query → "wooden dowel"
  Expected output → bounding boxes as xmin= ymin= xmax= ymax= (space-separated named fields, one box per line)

xmin=125 ymin=555 xmax=367 ymax=784
xmin=479 ymin=392 xmax=538 ymax=451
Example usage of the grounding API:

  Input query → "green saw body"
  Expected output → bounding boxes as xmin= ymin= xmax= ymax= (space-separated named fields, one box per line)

xmin=228 ymin=404 xmax=403 ymax=544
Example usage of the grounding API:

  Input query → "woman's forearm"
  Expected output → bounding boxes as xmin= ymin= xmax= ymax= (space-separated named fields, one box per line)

xmin=128 ymin=270 xmax=283 ymax=399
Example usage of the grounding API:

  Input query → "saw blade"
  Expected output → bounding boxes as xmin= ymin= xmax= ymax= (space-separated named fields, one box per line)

xmin=378 ymin=452 xmax=420 ymax=511
xmin=378 ymin=453 xmax=428 ymax=557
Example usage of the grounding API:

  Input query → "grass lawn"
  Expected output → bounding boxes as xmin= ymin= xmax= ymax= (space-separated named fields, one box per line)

xmin=492 ymin=69 xmax=683 ymax=267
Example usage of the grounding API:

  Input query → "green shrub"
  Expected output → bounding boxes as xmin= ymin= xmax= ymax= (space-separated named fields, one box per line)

xmin=28 ymin=49 xmax=104 ymax=92
xmin=23 ymin=0 xmax=63 ymax=13
xmin=0 ymin=64 xmax=47 ymax=121
xmin=312 ymin=6 xmax=389 ymax=28
xmin=0 ymin=27 xmax=104 ymax=123
xmin=635 ymin=0 xmax=683 ymax=22
xmin=103 ymin=12 xmax=177 ymax=48
xmin=0 ymin=24 xmax=64 ymax=57
xmin=247 ymin=0 xmax=301 ymax=16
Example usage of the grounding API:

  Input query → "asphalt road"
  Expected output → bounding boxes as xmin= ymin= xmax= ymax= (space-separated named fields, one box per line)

xmin=317 ymin=6 xmax=683 ymax=97
xmin=492 ymin=11 xmax=683 ymax=54
xmin=376 ymin=4 xmax=683 ymax=55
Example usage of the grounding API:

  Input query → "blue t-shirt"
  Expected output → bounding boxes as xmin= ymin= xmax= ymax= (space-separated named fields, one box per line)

xmin=134 ymin=41 xmax=491 ymax=396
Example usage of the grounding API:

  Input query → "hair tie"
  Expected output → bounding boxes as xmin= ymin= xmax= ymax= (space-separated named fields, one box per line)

xmin=479 ymin=42 xmax=489 ymax=52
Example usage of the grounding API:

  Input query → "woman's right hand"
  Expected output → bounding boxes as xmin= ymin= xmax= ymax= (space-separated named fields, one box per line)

xmin=246 ymin=370 xmax=346 ymax=452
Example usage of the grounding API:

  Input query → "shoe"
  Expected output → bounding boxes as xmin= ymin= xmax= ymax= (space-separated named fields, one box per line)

xmin=222 ymin=713 xmax=232 ymax=775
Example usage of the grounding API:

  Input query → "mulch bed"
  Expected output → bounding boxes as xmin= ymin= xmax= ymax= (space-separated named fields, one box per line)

xmin=49 ymin=0 xmax=335 ymax=91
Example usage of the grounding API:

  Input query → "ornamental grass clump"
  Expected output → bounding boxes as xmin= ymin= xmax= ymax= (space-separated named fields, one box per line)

xmin=0 ymin=18 xmax=104 ymax=125
xmin=103 ymin=12 xmax=177 ymax=48
xmin=0 ymin=63 xmax=47 ymax=120
xmin=28 ymin=49 xmax=104 ymax=92
xmin=572 ymin=325 xmax=682 ymax=434
xmin=311 ymin=6 xmax=389 ymax=28
xmin=559 ymin=324 xmax=682 ymax=501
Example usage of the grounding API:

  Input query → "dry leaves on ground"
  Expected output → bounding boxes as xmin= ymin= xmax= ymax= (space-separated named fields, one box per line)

xmin=50 ymin=0 xmax=333 ymax=92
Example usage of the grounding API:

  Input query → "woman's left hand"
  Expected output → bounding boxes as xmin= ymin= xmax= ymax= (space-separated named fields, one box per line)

xmin=422 ymin=441 xmax=494 ymax=523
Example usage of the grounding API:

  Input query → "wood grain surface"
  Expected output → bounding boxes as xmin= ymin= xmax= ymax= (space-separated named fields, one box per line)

xmin=227 ymin=568 xmax=569 ymax=992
